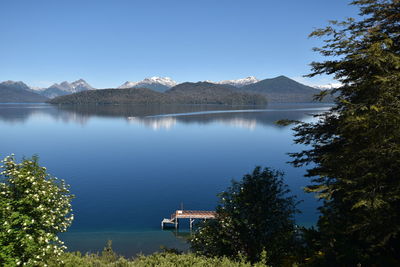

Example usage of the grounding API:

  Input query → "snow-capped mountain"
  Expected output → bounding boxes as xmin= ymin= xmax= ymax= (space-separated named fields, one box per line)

xmin=211 ymin=76 xmax=260 ymax=88
xmin=313 ymin=83 xmax=342 ymax=90
xmin=0 ymin=80 xmax=31 ymax=91
xmin=39 ymin=79 xmax=94 ymax=98
xmin=30 ymin=86 xmax=45 ymax=91
xmin=119 ymin=77 xmax=177 ymax=92
xmin=69 ymin=79 xmax=94 ymax=92
xmin=47 ymin=79 xmax=94 ymax=93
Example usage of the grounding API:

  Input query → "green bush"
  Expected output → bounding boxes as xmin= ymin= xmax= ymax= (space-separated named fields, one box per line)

xmin=48 ymin=240 xmax=270 ymax=267
xmin=0 ymin=155 xmax=74 ymax=266
xmin=55 ymin=251 xmax=267 ymax=267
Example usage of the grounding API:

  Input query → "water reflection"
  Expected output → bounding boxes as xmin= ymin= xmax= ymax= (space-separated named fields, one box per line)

xmin=127 ymin=116 xmax=177 ymax=130
xmin=0 ymin=103 xmax=332 ymax=130
xmin=0 ymin=104 xmax=89 ymax=125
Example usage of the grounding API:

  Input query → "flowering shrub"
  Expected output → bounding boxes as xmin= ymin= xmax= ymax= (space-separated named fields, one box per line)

xmin=0 ymin=155 xmax=74 ymax=266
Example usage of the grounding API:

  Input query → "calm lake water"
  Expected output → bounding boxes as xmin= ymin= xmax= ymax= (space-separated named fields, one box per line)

xmin=0 ymin=103 xmax=332 ymax=257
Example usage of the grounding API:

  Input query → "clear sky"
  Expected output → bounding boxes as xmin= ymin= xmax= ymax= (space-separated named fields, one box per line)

xmin=0 ymin=0 xmax=359 ymax=88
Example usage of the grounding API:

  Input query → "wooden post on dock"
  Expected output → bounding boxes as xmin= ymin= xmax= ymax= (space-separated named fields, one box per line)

xmin=190 ymin=218 xmax=195 ymax=230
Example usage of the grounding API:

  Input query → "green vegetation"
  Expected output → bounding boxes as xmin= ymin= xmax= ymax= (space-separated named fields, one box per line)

xmin=51 ymin=242 xmax=268 ymax=267
xmin=55 ymin=252 xmax=264 ymax=267
xmin=283 ymin=0 xmax=400 ymax=265
xmin=0 ymin=155 xmax=74 ymax=266
xmin=190 ymin=167 xmax=300 ymax=266
xmin=48 ymin=83 xmax=267 ymax=105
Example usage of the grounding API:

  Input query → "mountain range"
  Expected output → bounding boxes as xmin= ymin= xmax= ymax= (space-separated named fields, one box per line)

xmin=0 ymin=76 xmax=336 ymax=103
xmin=118 ymin=76 xmax=260 ymax=92
xmin=37 ymin=79 xmax=94 ymax=98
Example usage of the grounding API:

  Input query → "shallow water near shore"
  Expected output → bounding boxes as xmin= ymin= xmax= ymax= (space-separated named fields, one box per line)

xmin=0 ymin=103 xmax=331 ymax=257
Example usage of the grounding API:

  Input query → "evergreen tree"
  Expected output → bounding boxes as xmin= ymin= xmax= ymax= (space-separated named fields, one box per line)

xmin=190 ymin=167 xmax=299 ymax=265
xmin=288 ymin=0 xmax=400 ymax=264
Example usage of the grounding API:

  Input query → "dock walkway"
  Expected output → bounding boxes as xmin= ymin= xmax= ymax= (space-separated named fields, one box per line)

xmin=161 ymin=210 xmax=216 ymax=230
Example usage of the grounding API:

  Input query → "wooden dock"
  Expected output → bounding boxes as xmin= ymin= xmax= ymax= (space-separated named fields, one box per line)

xmin=161 ymin=210 xmax=216 ymax=230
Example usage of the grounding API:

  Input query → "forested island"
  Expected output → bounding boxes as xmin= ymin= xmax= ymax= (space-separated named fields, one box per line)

xmin=47 ymin=82 xmax=268 ymax=105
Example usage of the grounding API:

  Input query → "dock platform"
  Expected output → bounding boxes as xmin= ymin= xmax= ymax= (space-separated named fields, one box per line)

xmin=161 ymin=210 xmax=216 ymax=230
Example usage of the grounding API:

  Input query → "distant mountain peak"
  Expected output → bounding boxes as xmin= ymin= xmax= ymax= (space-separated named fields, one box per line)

xmin=1 ymin=80 xmax=27 ymax=85
xmin=60 ymin=81 xmax=70 ymax=86
xmin=118 ymin=77 xmax=177 ymax=92
xmin=274 ymin=75 xmax=290 ymax=79
xmin=143 ymin=76 xmax=176 ymax=85
xmin=213 ymin=76 xmax=260 ymax=87
xmin=38 ymin=79 xmax=94 ymax=98
xmin=70 ymin=79 xmax=93 ymax=90
xmin=48 ymin=79 xmax=93 ymax=92
xmin=0 ymin=80 xmax=30 ymax=90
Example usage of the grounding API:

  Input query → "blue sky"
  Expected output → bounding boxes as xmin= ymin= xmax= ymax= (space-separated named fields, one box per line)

xmin=0 ymin=0 xmax=358 ymax=88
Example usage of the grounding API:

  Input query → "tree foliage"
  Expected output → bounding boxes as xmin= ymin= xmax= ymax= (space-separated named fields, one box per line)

xmin=0 ymin=155 xmax=74 ymax=266
xmin=190 ymin=166 xmax=300 ymax=265
xmin=290 ymin=0 xmax=400 ymax=264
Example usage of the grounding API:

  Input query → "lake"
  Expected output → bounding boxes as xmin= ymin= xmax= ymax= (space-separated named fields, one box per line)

xmin=0 ymin=103 xmax=331 ymax=257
